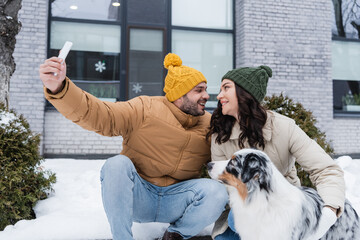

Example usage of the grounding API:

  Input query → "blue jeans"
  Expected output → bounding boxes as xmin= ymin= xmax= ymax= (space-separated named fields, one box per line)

xmin=100 ymin=155 xmax=228 ymax=240
xmin=215 ymin=210 xmax=241 ymax=240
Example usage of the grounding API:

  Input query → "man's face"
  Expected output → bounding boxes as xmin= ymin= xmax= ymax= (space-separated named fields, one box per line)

xmin=178 ymin=82 xmax=209 ymax=116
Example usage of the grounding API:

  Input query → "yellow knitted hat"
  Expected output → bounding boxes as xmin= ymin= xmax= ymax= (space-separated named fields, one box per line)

xmin=163 ymin=53 xmax=207 ymax=102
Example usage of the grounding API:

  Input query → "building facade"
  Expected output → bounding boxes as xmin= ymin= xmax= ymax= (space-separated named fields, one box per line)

xmin=9 ymin=0 xmax=360 ymax=158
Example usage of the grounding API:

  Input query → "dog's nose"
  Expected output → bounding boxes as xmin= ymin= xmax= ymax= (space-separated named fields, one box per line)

xmin=207 ymin=162 xmax=214 ymax=171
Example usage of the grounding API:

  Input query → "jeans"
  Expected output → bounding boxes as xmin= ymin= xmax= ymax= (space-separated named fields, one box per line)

xmin=215 ymin=210 xmax=241 ymax=240
xmin=100 ymin=155 xmax=228 ymax=240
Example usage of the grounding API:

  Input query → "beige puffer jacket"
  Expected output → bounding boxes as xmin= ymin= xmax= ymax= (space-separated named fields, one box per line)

xmin=211 ymin=111 xmax=345 ymax=238
xmin=45 ymin=78 xmax=211 ymax=187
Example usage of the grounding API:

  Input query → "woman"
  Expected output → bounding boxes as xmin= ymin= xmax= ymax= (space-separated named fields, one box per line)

xmin=208 ymin=66 xmax=345 ymax=239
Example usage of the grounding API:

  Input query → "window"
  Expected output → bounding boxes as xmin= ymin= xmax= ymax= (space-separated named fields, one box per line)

xmin=128 ymin=28 xmax=165 ymax=99
xmin=48 ymin=0 xmax=234 ymax=108
xmin=172 ymin=30 xmax=233 ymax=108
xmin=172 ymin=0 xmax=233 ymax=30
xmin=332 ymin=0 xmax=360 ymax=115
xmin=49 ymin=0 xmax=121 ymax=103
xmin=49 ymin=21 xmax=121 ymax=101
xmin=51 ymin=0 xmax=121 ymax=21
xmin=332 ymin=40 xmax=360 ymax=113
xmin=171 ymin=0 xmax=234 ymax=108
xmin=127 ymin=0 xmax=166 ymax=25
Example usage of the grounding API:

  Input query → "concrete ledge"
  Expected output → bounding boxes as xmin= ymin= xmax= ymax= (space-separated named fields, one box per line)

xmin=332 ymin=153 xmax=360 ymax=159
xmin=43 ymin=153 xmax=117 ymax=160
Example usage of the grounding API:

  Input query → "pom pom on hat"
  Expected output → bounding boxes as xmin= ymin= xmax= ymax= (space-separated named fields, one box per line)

xmin=260 ymin=65 xmax=272 ymax=78
xmin=164 ymin=53 xmax=182 ymax=69
xmin=163 ymin=53 xmax=207 ymax=102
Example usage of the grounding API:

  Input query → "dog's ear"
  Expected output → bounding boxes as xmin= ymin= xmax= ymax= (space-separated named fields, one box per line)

xmin=240 ymin=153 xmax=259 ymax=183
xmin=225 ymin=155 xmax=242 ymax=178
xmin=241 ymin=152 xmax=272 ymax=192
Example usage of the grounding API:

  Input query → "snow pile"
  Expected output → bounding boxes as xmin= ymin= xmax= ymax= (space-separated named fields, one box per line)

xmin=0 ymin=111 xmax=17 ymax=126
xmin=336 ymin=156 xmax=360 ymax=214
xmin=0 ymin=157 xmax=359 ymax=240
xmin=0 ymin=109 xmax=26 ymax=132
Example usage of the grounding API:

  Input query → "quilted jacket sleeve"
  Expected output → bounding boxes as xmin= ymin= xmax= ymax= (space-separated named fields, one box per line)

xmin=288 ymin=121 xmax=345 ymax=216
xmin=44 ymin=77 xmax=144 ymax=138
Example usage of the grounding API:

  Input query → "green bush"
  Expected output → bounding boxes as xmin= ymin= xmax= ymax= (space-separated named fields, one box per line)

xmin=342 ymin=93 xmax=360 ymax=106
xmin=0 ymin=103 xmax=56 ymax=231
xmin=263 ymin=93 xmax=334 ymax=188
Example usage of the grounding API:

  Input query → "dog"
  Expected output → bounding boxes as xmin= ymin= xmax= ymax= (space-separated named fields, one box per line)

xmin=207 ymin=148 xmax=360 ymax=240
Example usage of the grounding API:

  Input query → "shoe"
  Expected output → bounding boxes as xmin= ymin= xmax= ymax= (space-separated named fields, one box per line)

xmin=161 ymin=230 xmax=183 ymax=240
xmin=188 ymin=236 xmax=212 ymax=240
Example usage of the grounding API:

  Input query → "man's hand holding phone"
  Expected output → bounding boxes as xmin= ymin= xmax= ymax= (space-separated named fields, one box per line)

xmin=39 ymin=41 xmax=72 ymax=94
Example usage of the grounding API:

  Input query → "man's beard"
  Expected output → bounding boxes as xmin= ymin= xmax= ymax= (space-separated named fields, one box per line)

xmin=180 ymin=95 xmax=206 ymax=116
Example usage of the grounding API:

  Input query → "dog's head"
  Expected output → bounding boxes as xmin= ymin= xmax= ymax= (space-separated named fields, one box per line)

xmin=207 ymin=149 xmax=273 ymax=200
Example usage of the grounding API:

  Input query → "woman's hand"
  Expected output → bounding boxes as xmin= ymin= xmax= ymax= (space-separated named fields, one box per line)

xmin=304 ymin=207 xmax=337 ymax=240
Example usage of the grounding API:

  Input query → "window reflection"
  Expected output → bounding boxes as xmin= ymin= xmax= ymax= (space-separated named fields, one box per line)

xmin=172 ymin=0 xmax=232 ymax=29
xmin=50 ymin=21 xmax=121 ymax=101
xmin=333 ymin=80 xmax=360 ymax=112
xmin=127 ymin=0 xmax=166 ymax=25
xmin=332 ymin=40 xmax=360 ymax=113
xmin=172 ymin=30 xmax=233 ymax=108
xmin=51 ymin=0 xmax=121 ymax=21
xmin=332 ymin=0 xmax=360 ymax=39
xmin=128 ymin=29 xmax=164 ymax=99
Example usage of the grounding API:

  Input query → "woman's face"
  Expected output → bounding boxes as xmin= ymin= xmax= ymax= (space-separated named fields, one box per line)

xmin=217 ymin=79 xmax=239 ymax=120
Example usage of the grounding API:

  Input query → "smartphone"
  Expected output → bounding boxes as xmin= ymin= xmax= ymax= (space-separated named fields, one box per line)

xmin=54 ymin=41 xmax=73 ymax=76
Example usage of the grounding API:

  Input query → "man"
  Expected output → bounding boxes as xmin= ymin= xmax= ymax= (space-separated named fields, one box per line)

xmin=39 ymin=53 xmax=228 ymax=240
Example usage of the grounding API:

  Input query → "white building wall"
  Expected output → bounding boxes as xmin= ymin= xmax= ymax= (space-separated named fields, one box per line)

xmin=9 ymin=0 xmax=360 ymax=157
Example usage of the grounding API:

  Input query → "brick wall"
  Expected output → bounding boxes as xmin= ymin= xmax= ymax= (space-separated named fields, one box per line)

xmin=235 ymin=0 xmax=360 ymax=155
xmin=43 ymin=111 xmax=122 ymax=157
xmin=235 ymin=0 xmax=333 ymax=128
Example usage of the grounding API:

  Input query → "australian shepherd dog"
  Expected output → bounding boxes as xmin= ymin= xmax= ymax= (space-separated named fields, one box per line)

xmin=207 ymin=149 xmax=360 ymax=240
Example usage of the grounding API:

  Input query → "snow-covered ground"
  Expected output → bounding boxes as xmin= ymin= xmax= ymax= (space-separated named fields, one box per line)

xmin=0 ymin=156 xmax=359 ymax=240
xmin=0 ymin=159 xmax=212 ymax=240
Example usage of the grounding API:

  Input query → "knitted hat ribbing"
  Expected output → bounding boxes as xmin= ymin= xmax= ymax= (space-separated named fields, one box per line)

xmin=163 ymin=53 xmax=207 ymax=102
xmin=222 ymin=65 xmax=272 ymax=102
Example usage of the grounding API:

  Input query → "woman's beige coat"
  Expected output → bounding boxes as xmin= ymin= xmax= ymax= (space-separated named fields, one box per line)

xmin=211 ymin=111 xmax=345 ymax=238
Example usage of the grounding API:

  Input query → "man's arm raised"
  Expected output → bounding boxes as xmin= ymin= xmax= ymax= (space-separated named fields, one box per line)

xmin=38 ymin=57 xmax=144 ymax=138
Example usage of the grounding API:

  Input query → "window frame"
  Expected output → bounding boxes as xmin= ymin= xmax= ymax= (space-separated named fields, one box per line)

xmin=126 ymin=25 xmax=167 ymax=100
xmin=332 ymin=36 xmax=360 ymax=118
xmin=46 ymin=0 xmax=235 ymax=110
xmin=168 ymin=0 xmax=235 ymax=111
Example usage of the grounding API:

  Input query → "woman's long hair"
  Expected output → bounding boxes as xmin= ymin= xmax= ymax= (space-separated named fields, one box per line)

xmin=207 ymin=84 xmax=268 ymax=149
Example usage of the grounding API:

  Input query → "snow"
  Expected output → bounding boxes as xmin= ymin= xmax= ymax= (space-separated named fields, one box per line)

xmin=0 ymin=159 xmax=212 ymax=240
xmin=0 ymin=110 xmax=26 ymax=132
xmin=0 ymin=156 xmax=359 ymax=240
xmin=0 ymin=111 xmax=17 ymax=126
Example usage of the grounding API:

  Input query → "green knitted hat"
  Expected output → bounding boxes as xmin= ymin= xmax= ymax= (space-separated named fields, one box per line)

xmin=222 ymin=65 xmax=272 ymax=102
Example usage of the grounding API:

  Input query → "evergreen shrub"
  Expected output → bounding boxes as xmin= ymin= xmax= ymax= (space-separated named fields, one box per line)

xmin=0 ymin=103 xmax=56 ymax=231
xmin=263 ymin=93 xmax=334 ymax=188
